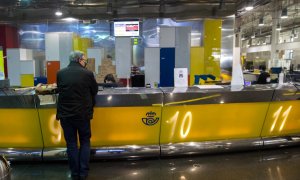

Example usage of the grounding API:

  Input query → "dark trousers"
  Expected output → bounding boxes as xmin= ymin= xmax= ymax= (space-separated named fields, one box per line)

xmin=60 ymin=118 xmax=91 ymax=177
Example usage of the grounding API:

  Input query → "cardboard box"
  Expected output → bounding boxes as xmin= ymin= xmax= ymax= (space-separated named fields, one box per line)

xmin=86 ymin=58 xmax=95 ymax=72
xmin=102 ymin=59 xmax=112 ymax=66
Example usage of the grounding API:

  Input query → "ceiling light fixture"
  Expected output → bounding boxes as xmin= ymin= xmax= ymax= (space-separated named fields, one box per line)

xmin=276 ymin=23 xmax=281 ymax=31
xmin=292 ymin=28 xmax=298 ymax=38
xmin=159 ymin=5 xmax=165 ymax=13
xmin=291 ymin=28 xmax=295 ymax=35
xmin=281 ymin=7 xmax=288 ymax=19
xmin=258 ymin=17 xmax=264 ymax=26
xmin=241 ymin=34 xmax=246 ymax=40
xmin=7 ymin=8 xmax=14 ymax=17
xmin=251 ymin=33 xmax=255 ymax=39
xmin=107 ymin=2 xmax=113 ymax=14
xmin=62 ymin=17 xmax=78 ymax=22
xmin=55 ymin=10 xmax=63 ymax=16
xmin=245 ymin=1 xmax=254 ymax=11
xmin=245 ymin=6 xmax=254 ymax=11
xmin=247 ymin=40 xmax=251 ymax=47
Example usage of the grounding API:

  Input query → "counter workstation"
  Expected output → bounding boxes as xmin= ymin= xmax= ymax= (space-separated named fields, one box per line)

xmin=1 ymin=84 xmax=300 ymax=160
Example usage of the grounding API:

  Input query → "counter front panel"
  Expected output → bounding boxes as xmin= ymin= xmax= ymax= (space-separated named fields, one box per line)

xmin=160 ymin=102 xmax=270 ymax=144
xmin=0 ymin=108 xmax=43 ymax=148
xmin=38 ymin=88 xmax=163 ymax=159
xmin=261 ymin=101 xmax=300 ymax=137
xmin=1 ymin=85 xmax=300 ymax=160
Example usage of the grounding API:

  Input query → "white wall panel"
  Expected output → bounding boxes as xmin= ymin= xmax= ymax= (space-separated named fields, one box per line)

xmin=159 ymin=26 xmax=175 ymax=47
xmin=20 ymin=49 xmax=33 ymax=60
xmin=7 ymin=49 xmax=21 ymax=86
xmin=87 ymin=48 xmax=104 ymax=74
xmin=59 ymin=32 xmax=73 ymax=69
xmin=231 ymin=47 xmax=244 ymax=86
xmin=175 ymin=26 xmax=191 ymax=71
xmin=34 ymin=59 xmax=41 ymax=77
xmin=45 ymin=33 xmax=60 ymax=61
xmin=276 ymin=41 xmax=300 ymax=50
xmin=33 ymin=50 xmax=45 ymax=77
xmin=115 ymin=37 xmax=132 ymax=78
xmin=145 ymin=48 xmax=160 ymax=87
xmin=20 ymin=60 xmax=35 ymax=75
xmin=245 ymin=45 xmax=271 ymax=53
xmin=45 ymin=32 xmax=73 ymax=69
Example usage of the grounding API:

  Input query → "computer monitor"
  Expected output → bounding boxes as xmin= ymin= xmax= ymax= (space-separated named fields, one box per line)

xmin=271 ymin=67 xmax=282 ymax=74
xmin=131 ymin=74 xmax=145 ymax=87
xmin=98 ymin=83 xmax=118 ymax=88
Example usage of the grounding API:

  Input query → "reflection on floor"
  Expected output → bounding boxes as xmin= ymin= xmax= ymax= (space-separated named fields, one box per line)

xmin=7 ymin=146 xmax=300 ymax=180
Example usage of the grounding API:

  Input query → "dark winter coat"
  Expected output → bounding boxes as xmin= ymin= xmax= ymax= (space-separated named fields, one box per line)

xmin=56 ymin=61 xmax=98 ymax=120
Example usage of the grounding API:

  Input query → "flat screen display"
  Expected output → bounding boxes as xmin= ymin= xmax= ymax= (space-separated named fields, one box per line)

xmin=114 ymin=21 xmax=140 ymax=37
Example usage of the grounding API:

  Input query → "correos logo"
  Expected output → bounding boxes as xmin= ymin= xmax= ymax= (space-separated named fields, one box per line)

xmin=142 ymin=111 xmax=159 ymax=126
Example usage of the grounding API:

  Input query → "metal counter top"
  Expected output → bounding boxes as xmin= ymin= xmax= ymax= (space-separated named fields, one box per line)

xmin=272 ymin=83 xmax=300 ymax=101
xmin=97 ymin=87 xmax=162 ymax=95
xmin=1 ymin=84 xmax=299 ymax=108
xmin=95 ymin=87 xmax=163 ymax=107
xmin=160 ymin=84 xmax=298 ymax=105
xmin=0 ymin=88 xmax=36 ymax=108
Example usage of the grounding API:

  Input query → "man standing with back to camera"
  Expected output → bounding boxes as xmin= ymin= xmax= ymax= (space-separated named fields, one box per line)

xmin=56 ymin=51 xmax=98 ymax=180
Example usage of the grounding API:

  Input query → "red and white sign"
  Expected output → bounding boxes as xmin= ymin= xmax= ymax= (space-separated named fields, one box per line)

xmin=114 ymin=21 xmax=140 ymax=37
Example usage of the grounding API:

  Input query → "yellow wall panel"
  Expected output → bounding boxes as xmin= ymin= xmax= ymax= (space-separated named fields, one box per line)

xmin=73 ymin=36 xmax=93 ymax=56
xmin=261 ymin=101 xmax=300 ymax=137
xmin=0 ymin=49 xmax=4 ymax=75
xmin=0 ymin=109 xmax=43 ymax=148
xmin=73 ymin=34 xmax=82 ymax=51
xmin=160 ymin=103 xmax=269 ymax=144
xmin=203 ymin=19 xmax=222 ymax=79
xmin=20 ymin=74 xmax=34 ymax=87
xmin=80 ymin=38 xmax=93 ymax=56
xmin=190 ymin=47 xmax=204 ymax=85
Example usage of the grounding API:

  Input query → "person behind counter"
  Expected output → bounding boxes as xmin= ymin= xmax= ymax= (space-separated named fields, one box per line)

xmin=104 ymin=74 xmax=116 ymax=83
xmin=256 ymin=65 xmax=271 ymax=84
xmin=98 ymin=73 xmax=118 ymax=88
xmin=56 ymin=50 xmax=98 ymax=180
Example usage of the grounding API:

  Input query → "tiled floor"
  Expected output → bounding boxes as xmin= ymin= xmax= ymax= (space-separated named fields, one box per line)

xmin=7 ymin=146 xmax=300 ymax=180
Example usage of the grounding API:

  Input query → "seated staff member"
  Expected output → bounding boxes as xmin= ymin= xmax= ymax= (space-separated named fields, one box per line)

xmin=256 ymin=65 xmax=271 ymax=84
xmin=104 ymin=73 xmax=116 ymax=83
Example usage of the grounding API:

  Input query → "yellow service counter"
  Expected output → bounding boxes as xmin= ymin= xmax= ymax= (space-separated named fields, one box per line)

xmin=1 ymin=84 xmax=300 ymax=160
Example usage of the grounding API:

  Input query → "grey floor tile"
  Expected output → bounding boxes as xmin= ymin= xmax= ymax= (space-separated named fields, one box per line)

xmin=8 ymin=147 xmax=300 ymax=180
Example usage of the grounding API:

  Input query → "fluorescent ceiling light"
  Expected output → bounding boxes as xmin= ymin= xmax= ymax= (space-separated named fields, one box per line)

xmin=62 ymin=17 xmax=78 ymax=22
xmin=226 ymin=14 xmax=235 ymax=18
xmin=276 ymin=23 xmax=281 ymax=31
xmin=245 ymin=0 xmax=254 ymax=11
xmin=281 ymin=8 xmax=288 ymax=19
xmin=291 ymin=28 xmax=295 ymax=35
xmin=258 ymin=17 xmax=264 ymax=26
xmin=241 ymin=34 xmax=246 ymax=40
xmin=245 ymin=6 xmax=254 ymax=11
xmin=55 ymin=10 xmax=63 ymax=16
